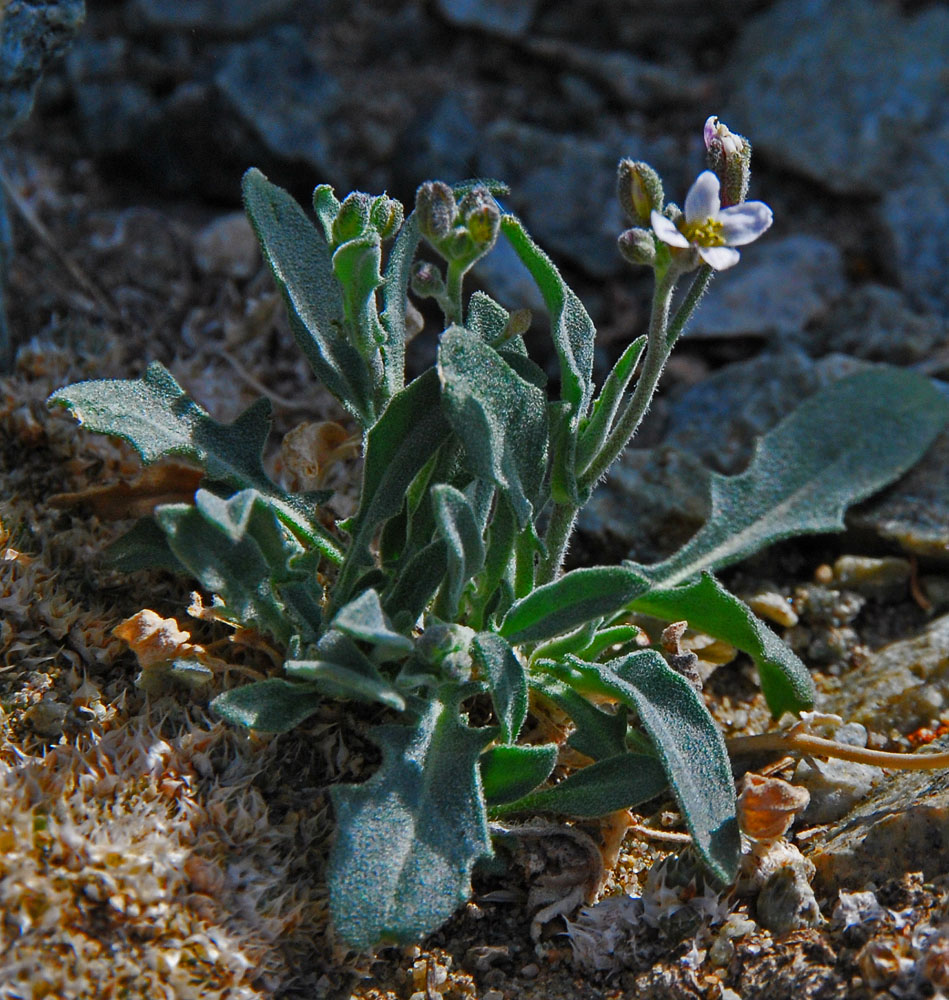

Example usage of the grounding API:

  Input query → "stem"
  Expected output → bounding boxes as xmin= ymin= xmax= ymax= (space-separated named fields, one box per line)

xmin=579 ymin=268 xmax=678 ymax=491
xmin=444 ymin=260 xmax=466 ymax=325
xmin=665 ymin=264 xmax=713 ymax=347
xmin=536 ymin=502 xmax=579 ymax=585
xmin=727 ymin=731 xmax=949 ymax=770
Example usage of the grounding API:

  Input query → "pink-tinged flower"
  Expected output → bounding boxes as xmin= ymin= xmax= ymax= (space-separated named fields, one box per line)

xmin=704 ymin=115 xmax=743 ymax=157
xmin=650 ymin=171 xmax=772 ymax=271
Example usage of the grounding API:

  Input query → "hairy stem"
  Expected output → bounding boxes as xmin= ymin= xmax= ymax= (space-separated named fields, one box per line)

xmin=536 ymin=501 xmax=579 ymax=585
xmin=665 ymin=264 xmax=713 ymax=347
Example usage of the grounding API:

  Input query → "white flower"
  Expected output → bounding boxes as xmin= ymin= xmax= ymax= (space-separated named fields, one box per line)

xmin=704 ymin=115 xmax=743 ymax=156
xmin=650 ymin=170 xmax=772 ymax=271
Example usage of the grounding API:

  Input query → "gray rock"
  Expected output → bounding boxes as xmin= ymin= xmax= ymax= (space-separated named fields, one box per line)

xmin=849 ymin=428 xmax=949 ymax=560
xmin=817 ymin=614 xmax=949 ymax=736
xmin=726 ymin=0 xmax=949 ymax=195
xmin=0 ymin=0 xmax=85 ymax=138
xmin=805 ymin=284 xmax=949 ymax=364
xmin=881 ymin=118 xmax=949 ymax=315
xmin=477 ymin=121 xmax=630 ymax=278
xmin=128 ymin=0 xmax=296 ymax=35
xmin=795 ymin=724 xmax=882 ymax=825
xmin=214 ymin=25 xmax=345 ymax=185
xmin=435 ymin=0 xmax=539 ymax=39
xmin=685 ymin=235 xmax=847 ymax=340
xmin=192 ymin=212 xmax=259 ymax=279
xmin=396 ymin=93 xmax=480 ymax=188
xmin=807 ymin=737 xmax=949 ymax=894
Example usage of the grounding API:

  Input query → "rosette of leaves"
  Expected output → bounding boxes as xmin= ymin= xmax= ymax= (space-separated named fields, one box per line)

xmin=48 ymin=168 xmax=949 ymax=950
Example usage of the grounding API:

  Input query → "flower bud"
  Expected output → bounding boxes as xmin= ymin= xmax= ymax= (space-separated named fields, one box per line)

xmin=704 ymin=116 xmax=752 ymax=208
xmin=410 ymin=260 xmax=446 ymax=300
xmin=416 ymin=181 xmax=457 ymax=245
xmin=617 ymin=227 xmax=656 ymax=268
xmin=333 ymin=192 xmax=372 ymax=245
xmin=459 ymin=187 xmax=501 ymax=247
xmin=617 ymin=159 xmax=664 ymax=225
xmin=369 ymin=195 xmax=404 ymax=241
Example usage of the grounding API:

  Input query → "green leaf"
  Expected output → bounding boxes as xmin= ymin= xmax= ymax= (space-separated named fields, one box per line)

xmin=499 ymin=565 xmax=648 ymax=644
xmin=382 ymin=539 xmax=449 ymax=631
xmin=551 ymin=652 xmax=740 ymax=883
xmin=432 ymin=484 xmax=486 ymax=619
xmin=332 ymin=588 xmax=414 ymax=660
xmin=500 ymin=215 xmax=595 ymax=503
xmin=329 ymin=686 xmax=496 ymax=949
xmin=285 ymin=655 xmax=405 ymax=711
xmin=493 ymin=752 xmax=668 ymax=818
xmin=531 ymin=676 xmax=628 ymax=762
xmin=480 ymin=743 xmax=558 ymax=807
xmin=380 ymin=211 xmax=420 ymax=398
xmin=470 ymin=493 xmax=517 ymax=629
xmin=471 ymin=632 xmax=527 ymax=743
xmin=332 ymin=232 xmax=386 ymax=369
xmin=467 ymin=290 xmax=511 ymax=344
xmin=336 ymin=369 xmax=451 ymax=602
xmin=241 ymin=168 xmax=375 ymax=425
xmin=437 ymin=325 xmax=548 ymax=529
xmin=155 ymin=489 xmax=300 ymax=643
xmin=576 ymin=335 xmax=646 ymax=475
xmin=105 ymin=516 xmax=183 ymax=573
xmin=47 ymin=362 xmax=343 ymax=563
xmin=211 ymin=677 xmax=324 ymax=733
xmin=645 ymin=367 xmax=949 ymax=589
xmin=630 ymin=573 xmax=815 ymax=718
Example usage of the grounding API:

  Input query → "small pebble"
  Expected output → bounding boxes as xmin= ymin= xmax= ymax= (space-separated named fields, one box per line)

xmin=519 ymin=963 xmax=540 ymax=979
xmin=746 ymin=590 xmax=799 ymax=627
xmin=192 ymin=212 xmax=260 ymax=279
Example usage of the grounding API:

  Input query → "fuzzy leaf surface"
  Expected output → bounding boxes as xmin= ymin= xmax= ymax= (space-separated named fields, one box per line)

xmin=480 ymin=743 xmax=558 ymax=807
xmin=433 ymin=484 xmax=486 ymax=619
xmin=332 ymin=588 xmax=414 ymax=659
xmin=499 ymin=566 xmax=648 ymax=644
xmin=437 ymin=325 xmax=548 ymax=529
xmin=329 ymin=687 xmax=495 ymax=949
xmin=551 ymin=652 xmax=740 ymax=883
xmin=379 ymin=210 xmax=420 ymax=397
xmin=47 ymin=362 xmax=342 ymax=561
xmin=646 ymin=367 xmax=949 ymax=589
xmin=242 ymin=168 xmax=375 ymax=424
xmin=472 ymin=632 xmax=527 ymax=743
xmin=630 ymin=573 xmax=815 ymax=717
xmin=211 ymin=678 xmax=324 ymax=733
xmin=530 ymin=676 xmax=628 ymax=761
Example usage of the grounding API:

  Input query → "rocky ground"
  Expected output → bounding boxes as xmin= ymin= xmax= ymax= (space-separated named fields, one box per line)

xmin=2 ymin=0 xmax=949 ymax=998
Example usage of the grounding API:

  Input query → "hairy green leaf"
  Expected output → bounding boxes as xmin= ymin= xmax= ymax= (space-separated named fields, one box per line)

xmin=332 ymin=588 xmax=414 ymax=660
xmin=493 ymin=752 xmax=668 ymax=818
xmin=480 ymin=743 xmax=558 ymax=807
xmin=432 ymin=484 xmax=486 ymax=619
xmin=105 ymin=516 xmax=183 ymax=573
xmin=531 ymin=676 xmax=628 ymax=761
xmin=380 ymin=210 xmax=420 ymax=398
xmin=329 ymin=686 xmax=495 ymax=948
xmin=551 ymin=652 xmax=740 ymax=883
xmin=499 ymin=566 xmax=648 ymax=644
xmin=630 ymin=573 xmax=814 ymax=718
xmin=47 ymin=362 xmax=343 ymax=563
xmin=472 ymin=632 xmax=527 ymax=743
xmin=382 ymin=539 xmax=450 ymax=631
xmin=646 ymin=367 xmax=949 ymax=589
xmin=211 ymin=677 xmax=324 ymax=733
xmin=437 ymin=325 xmax=548 ymax=529
xmin=242 ymin=168 xmax=375 ymax=425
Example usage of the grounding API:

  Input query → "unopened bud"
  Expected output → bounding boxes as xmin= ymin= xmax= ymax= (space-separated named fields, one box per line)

xmin=369 ymin=195 xmax=404 ymax=241
xmin=459 ymin=187 xmax=501 ymax=248
xmin=617 ymin=159 xmax=664 ymax=225
xmin=704 ymin=116 xmax=752 ymax=207
xmin=333 ymin=192 xmax=372 ymax=245
xmin=617 ymin=227 xmax=656 ymax=268
xmin=416 ymin=181 xmax=457 ymax=245
xmin=410 ymin=260 xmax=446 ymax=299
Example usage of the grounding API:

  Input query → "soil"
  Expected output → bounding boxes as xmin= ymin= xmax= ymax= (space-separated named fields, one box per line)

xmin=2 ymin=89 xmax=948 ymax=1000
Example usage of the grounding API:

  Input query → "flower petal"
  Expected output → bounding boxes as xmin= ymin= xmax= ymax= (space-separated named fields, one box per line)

xmin=698 ymin=245 xmax=740 ymax=270
xmin=719 ymin=201 xmax=773 ymax=246
xmin=650 ymin=210 xmax=690 ymax=248
xmin=684 ymin=171 xmax=721 ymax=223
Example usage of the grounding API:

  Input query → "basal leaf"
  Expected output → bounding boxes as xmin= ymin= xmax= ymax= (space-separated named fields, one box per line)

xmin=550 ymin=652 xmax=740 ymax=883
xmin=647 ymin=367 xmax=949 ymax=589
xmin=105 ymin=516 xmax=184 ymax=573
xmin=493 ymin=752 xmax=668 ymax=818
xmin=433 ymin=484 xmax=486 ymax=619
xmin=47 ymin=362 xmax=343 ymax=563
xmin=211 ymin=677 xmax=324 ymax=733
xmin=630 ymin=573 xmax=815 ymax=718
xmin=499 ymin=565 xmax=648 ymax=644
xmin=242 ymin=168 xmax=375 ymax=425
xmin=437 ymin=325 xmax=548 ymax=529
xmin=329 ymin=686 xmax=495 ymax=949
xmin=480 ymin=743 xmax=558 ymax=807
xmin=285 ymin=647 xmax=405 ymax=710
xmin=471 ymin=632 xmax=527 ymax=743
